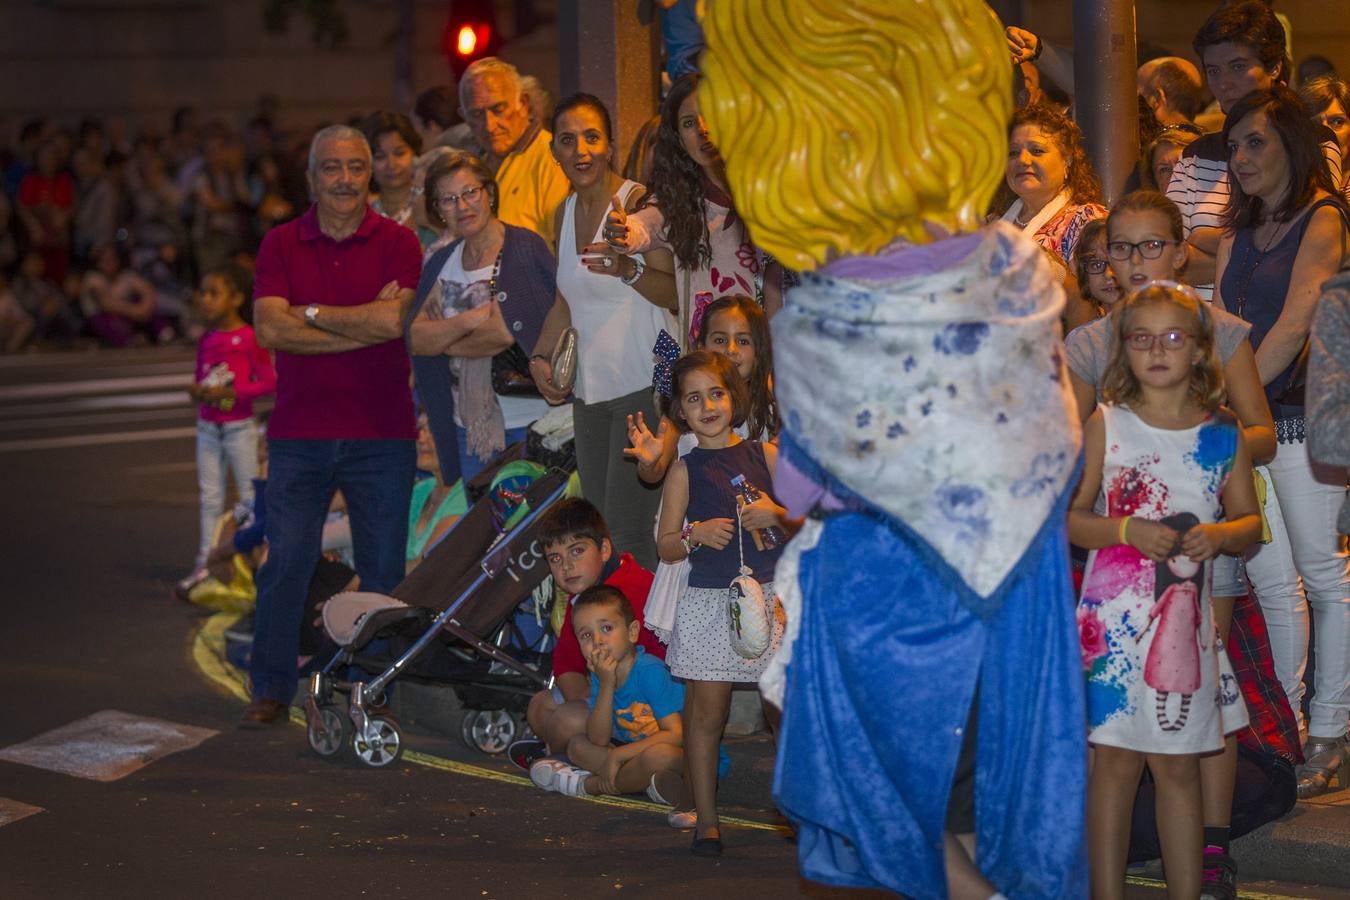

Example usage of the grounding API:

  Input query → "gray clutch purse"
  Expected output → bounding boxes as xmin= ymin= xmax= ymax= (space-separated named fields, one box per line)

xmin=550 ymin=327 xmax=578 ymax=394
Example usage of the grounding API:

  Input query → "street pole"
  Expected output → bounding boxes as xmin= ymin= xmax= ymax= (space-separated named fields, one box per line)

xmin=1072 ymin=0 xmax=1138 ymax=204
xmin=558 ymin=0 xmax=660 ymax=165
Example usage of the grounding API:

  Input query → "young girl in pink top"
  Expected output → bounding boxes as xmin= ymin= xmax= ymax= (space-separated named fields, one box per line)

xmin=184 ymin=262 xmax=276 ymax=590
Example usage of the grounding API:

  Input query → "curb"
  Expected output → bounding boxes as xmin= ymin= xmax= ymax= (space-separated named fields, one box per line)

xmin=188 ymin=612 xmax=785 ymax=833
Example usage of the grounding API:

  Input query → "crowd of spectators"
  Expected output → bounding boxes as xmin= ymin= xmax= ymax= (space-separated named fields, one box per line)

xmin=53 ymin=0 xmax=1347 ymax=893
xmin=0 ymin=98 xmax=314 ymax=351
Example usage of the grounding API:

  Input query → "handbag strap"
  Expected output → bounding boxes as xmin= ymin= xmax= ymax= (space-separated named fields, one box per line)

xmin=735 ymin=501 xmax=753 ymax=577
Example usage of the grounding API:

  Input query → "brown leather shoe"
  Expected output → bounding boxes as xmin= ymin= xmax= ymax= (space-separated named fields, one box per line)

xmin=239 ymin=698 xmax=288 ymax=729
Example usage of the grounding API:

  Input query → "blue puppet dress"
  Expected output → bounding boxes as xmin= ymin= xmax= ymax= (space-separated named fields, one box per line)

xmin=763 ymin=223 xmax=1088 ymax=899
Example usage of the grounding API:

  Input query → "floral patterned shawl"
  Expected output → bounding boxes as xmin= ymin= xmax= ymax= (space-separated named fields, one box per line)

xmin=771 ymin=221 xmax=1081 ymax=599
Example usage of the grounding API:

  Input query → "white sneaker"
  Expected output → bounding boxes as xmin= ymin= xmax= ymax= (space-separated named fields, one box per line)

xmin=646 ymin=772 xmax=679 ymax=806
xmin=667 ymin=809 xmax=697 ymax=829
xmin=554 ymin=764 xmax=591 ymax=797
xmin=529 ymin=758 xmax=571 ymax=791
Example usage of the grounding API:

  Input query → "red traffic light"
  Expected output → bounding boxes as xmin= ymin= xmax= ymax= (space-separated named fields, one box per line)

xmin=455 ymin=22 xmax=489 ymax=57
xmin=442 ymin=1 xmax=499 ymax=75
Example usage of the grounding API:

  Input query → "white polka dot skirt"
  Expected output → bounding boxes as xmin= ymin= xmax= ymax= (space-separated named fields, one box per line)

xmin=668 ymin=583 xmax=785 ymax=683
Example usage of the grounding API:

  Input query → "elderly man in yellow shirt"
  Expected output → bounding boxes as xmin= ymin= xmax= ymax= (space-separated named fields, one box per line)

xmin=458 ymin=57 xmax=571 ymax=248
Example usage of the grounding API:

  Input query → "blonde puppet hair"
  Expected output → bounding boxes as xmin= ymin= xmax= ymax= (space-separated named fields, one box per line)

xmin=699 ymin=0 xmax=1012 ymax=272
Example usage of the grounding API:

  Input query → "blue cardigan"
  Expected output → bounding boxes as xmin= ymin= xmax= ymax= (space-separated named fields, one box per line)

xmin=403 ymin=224 xmax=557 ymax=485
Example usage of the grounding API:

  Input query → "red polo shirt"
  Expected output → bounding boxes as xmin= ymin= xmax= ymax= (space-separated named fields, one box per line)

xmin=254 ymin=205 xmax=421 ymax=440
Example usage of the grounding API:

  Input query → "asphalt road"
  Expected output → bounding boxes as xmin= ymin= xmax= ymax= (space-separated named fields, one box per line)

xmin=0 ymin=347 xmax=1345 ymax=900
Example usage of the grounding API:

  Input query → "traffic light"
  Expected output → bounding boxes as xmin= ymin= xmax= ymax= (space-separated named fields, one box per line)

xmin=443 ymin=0 xmax=500 ymax=76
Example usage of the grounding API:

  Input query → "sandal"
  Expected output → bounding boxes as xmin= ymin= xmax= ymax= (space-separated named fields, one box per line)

xmin=1297 ymin=734 xmax=1349 ymax=799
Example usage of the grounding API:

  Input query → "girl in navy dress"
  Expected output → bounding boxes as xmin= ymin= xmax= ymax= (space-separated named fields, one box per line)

xmin=656 ymin=350 xmax=797 ymax=856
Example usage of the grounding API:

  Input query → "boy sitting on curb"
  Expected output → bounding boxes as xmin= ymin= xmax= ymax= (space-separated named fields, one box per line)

xmin=530 ymin=585 xmax=684 ymax=804
xmin=508 ymin=499 xmax=664 ymax=769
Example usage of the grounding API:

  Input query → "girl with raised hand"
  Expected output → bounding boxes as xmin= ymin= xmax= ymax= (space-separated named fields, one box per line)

xmin=655 ymin=351 xmax=796 ymax=857
xmin=625 ymin=293 xmax=779 ymax=485
xmin=1071 ymin=283 xmax=1261 ymax=900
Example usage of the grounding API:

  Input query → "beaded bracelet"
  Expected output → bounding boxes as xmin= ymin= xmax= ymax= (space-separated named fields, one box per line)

xmin=680 ymin=521 xmax=700 ymax=554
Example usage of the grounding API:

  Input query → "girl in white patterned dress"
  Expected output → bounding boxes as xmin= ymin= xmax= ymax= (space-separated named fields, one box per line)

xmin=1069 ymin=283 xmax=1262 ymax=899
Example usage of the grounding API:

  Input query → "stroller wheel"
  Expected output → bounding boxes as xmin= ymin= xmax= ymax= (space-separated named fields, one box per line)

xmin=307 ymin=704 xmax=350 ymax=759
xmin=460 ymin=709 xmax=518 ymax=755
xmin=352 ymin=716 xmax=403 ymax=768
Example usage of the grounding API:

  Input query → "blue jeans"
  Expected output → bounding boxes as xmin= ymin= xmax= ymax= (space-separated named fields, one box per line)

xmin=455 ymin=424 xmax=529 ymax=483
xmin=195 ymin=418 xmax=258 ymax=565
xmin=249 ymin=438 xmax=415 ymax=703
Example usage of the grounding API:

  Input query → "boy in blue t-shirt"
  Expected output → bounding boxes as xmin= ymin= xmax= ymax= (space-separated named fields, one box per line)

xmin=529 ymin=585 xmax=685 ymax=803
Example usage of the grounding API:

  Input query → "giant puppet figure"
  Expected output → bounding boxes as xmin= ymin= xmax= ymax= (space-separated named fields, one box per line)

xmin=700 ymin=2 xmax=1088 ymax=897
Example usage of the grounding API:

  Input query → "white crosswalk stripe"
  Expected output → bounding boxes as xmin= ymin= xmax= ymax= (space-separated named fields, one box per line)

xmin=0 ymin=710 xmax=218 ymax=782
xmin=0 ymin=348 xmax=254 ymax=453
xmin=0 ymin=797 xmax=44 ymax=828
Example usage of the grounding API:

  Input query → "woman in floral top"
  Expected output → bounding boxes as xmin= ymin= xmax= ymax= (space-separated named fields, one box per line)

xmin=997 ymin=104 xmax=1107 ymax=267
xmin=601 ymin=75 xmax=769 ymax=345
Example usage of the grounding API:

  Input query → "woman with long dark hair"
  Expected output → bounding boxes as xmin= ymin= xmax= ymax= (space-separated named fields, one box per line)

xmin=1214 ymin=85 xmax=1350 ymax=798
xmin=602 ymin=75 xmax=770 ymax=343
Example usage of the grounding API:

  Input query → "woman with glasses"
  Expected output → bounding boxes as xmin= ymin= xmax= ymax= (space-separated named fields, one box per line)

xmin=406 ymin=151 xmax=558 ymax=487
xmin=997 ymin=103 xmax=1107 ymax=268
xmin=1215 ymin=86 xmax=1350 ymax=799
xmin=527 ymin=93 xmax=678 ymax=570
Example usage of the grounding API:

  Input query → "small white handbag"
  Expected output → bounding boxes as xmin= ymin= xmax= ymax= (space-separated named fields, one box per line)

xmin=727 ymin=503 xmax=772 ymax=660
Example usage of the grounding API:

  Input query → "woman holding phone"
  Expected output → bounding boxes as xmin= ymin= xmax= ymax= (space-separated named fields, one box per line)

xmin=529 ymin=93 xmax=677 ymax=569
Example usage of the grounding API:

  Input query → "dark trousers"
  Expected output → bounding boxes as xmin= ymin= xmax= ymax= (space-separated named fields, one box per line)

xmin=249 ymin=438 xmax=414 ymax=703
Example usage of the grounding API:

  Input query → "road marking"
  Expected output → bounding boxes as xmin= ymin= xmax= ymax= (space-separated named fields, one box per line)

xmin=1126 ymin=875 xmax=1318 ymax=900
xmin=0 ymin=797 xmax=44 ymax=827
xmin=0 ymin=710 xmax=218 ymax=782
xmin=2 ymin=390 xmax=191 ymax=418
xmin=0 ymin=373 xmax=190 ymax=401
xmin=190 ymin=613 xmax=786 ymax=834
xmin=0 ymin=407 xmax=194 ymax=434
xmin=0 ymin=348 xmax=193 ymax=370
xmin=0 ymin=426 xmax=197 ymax=454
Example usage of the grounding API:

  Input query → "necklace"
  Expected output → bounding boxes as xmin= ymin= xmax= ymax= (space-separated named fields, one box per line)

xmin=487 ymin=248 xmax=504 ymax=302
xmin=1233 ymin=217 xmax=1292 ymax=322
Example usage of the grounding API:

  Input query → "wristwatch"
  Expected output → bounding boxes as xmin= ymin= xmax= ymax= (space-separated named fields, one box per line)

xmin=620 ymin=255 xmax=646 ymax=286
xmin=304 ymin=304 xmax=319 ymax=328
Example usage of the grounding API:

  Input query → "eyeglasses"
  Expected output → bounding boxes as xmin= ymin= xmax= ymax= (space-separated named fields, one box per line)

xmin=1082 ymin=257 xmax=1110 ymax=275
xmin=1125 ymin=329 xmax=1193 ymax=351
xmin=435 ymin=185 xmax=485 ymax=208
xmin=1107 ymin=239 xmax=1180 ymax=261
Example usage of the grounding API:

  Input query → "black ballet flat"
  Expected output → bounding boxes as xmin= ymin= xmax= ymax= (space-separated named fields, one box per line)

xmin=691 ymin=835 xmax=723 ymax=857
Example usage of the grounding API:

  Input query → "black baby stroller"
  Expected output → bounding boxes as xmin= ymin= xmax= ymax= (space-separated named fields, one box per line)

xmin=303 ymin=459 xmax=574 ymax=768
